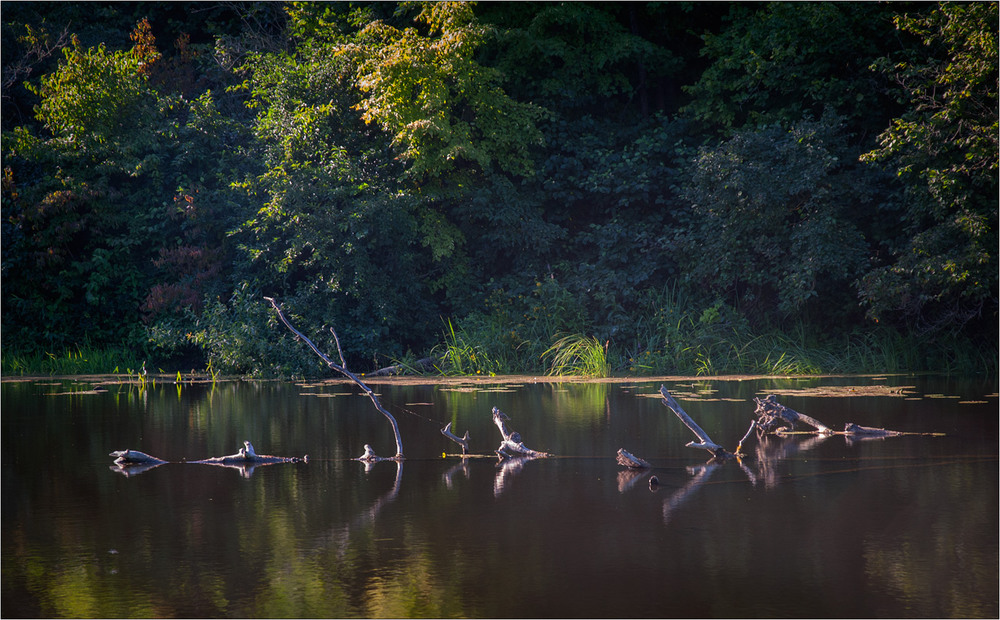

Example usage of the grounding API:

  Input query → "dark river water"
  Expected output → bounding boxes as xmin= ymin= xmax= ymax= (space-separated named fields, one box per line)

xmin=2 ymin=374 xmax=997 ymax=618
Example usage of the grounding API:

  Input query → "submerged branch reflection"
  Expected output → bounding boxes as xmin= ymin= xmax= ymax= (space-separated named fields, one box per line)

xmin=494 ymin=454 xmax=542 ymax=497
xmin=662 ymin=463 xmax=720 ymax=525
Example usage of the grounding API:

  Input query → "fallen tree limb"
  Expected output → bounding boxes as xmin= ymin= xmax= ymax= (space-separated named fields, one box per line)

xmin=659 ymin=385 xmax=734 ymax=459
xmin=492 ymin=406 xmax=550 ymax=459
xmin=616 ymin=448 xmax=651 ymax=469
xmin=109 ymin=449 xmax=167 ymax=465
xmin=843 ymin=423 xmax=903 ymax=437
xmin=265 ymin=296 xmax=404 ymax=459
xmin=191 ymin=440 xmax=306 ymax=465
xmin=754 ymin=394 xmax=832 ymax=434
xmin=440 ymin=422 xmax=470 ymax=455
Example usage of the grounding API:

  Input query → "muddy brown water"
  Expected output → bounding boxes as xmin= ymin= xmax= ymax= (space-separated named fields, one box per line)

xmin=2 ymin=374 xmax=997 ymax=618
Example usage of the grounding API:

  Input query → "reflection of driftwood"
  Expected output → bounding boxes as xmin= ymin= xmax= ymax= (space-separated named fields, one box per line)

xmin=109 ymin=461 xmax=167 ymax=477
xmin=617 ymin=467 xmax=653 ymax=493
xmin=494 ymin=455 xmax=535 ymax=497
xmin=265 ymin=296 xmax=404 ymax=459
xmin=662 ymin=463 xmax=719 ymax=524
xmin=753 ymin=433 xmax=832 ymax=488
xmin=660 ymin=385 xmax=734 ymax=459
xmin=616 ymin=448 xmax=651 ymax=469
xmin=443 ymin=459 xmax=470 ymax=489
xmin=441 ymin=422 xmax=470 ymax=455
xmin=492 ymin=407 xmax=550 ymax=458
xmin=754 ymin=394 xmax=832 ymax=434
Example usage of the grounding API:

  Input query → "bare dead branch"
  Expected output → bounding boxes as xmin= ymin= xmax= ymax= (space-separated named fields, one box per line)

xmin=659 ymin=385 xmax=732 ymax=458
xmin=265 ymin=296 xmax=404 ymax=459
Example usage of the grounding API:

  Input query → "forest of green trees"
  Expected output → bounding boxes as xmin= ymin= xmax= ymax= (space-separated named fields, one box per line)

xmin=2 ymin=1 xmax=997 ymax=377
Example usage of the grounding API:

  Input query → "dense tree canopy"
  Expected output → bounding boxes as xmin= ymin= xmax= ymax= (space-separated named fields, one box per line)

xmin=2 ymin=1 xmax=996 ymax=375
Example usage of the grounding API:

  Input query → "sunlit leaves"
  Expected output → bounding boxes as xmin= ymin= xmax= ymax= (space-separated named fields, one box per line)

xmin=859 ymin=2 xmax=997 ymax=332
xmin=345 ymin=1 xmax=543 ymax=182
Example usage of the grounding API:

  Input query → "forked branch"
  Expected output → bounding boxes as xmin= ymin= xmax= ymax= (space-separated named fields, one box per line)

xmin=265 ymin=296 xmax=404 ymax=459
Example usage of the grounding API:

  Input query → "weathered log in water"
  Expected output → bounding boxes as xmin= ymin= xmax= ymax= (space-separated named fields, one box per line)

xmin=491 ymin=406 xmax=550 ymax=458
xmin=754 ymin=394 xmax=833 ymax=434
xmin=616 ymin=448 xmax=651 ymax=469
xmin=109 ymin=449 xmax=167 ymax=465
xmin=844 ymin=422 xmax=903 ymax=437
xmin=192 ymin=441 xmax=306 ymax=465
xmin=659 ymin=385 xmax=736 ymax=459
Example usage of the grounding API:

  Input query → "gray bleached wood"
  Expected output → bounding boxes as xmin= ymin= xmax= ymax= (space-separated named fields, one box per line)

xmin=265 ymin=296 xmax=404 ymax=459
xmin=616 ymin=448 xmax=651 ymax=469
xmin=440 ymin=422 xmax=471 ymax=455
xmin=754 ymin=394 xmax=832 ymax=434
xmin=492 ymin=407 xmax=549 ymax=458
xmin=659 ymin=384 xmax=733 ymax=459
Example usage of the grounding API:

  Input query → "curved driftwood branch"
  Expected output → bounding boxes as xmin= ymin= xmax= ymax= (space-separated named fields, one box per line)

xmin=659 ymin=385 xmax=733 ymax=459
xmin=265 ymin=296 xmax=404 ymax=459
xmin=441 ymin=422 xmax=470 ymax=455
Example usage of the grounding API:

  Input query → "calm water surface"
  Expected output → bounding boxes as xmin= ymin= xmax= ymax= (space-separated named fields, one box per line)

xmin=2 ymin=375 xmax=997 ymax=618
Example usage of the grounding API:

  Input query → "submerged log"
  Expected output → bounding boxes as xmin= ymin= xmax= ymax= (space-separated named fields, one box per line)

xmin=616 ymin=448 xmax=651 ymax=469
xmin=843 ymin=422 xmax=903 ymax=437
xmin=192 ymin=440 xmax=306 ymax=465
xmin=754 ymin=394 xmax=832 ymax=434
xmin=491 ymin=407 xmax=550 ymax=458
xmin=440 ymin=422 xmax=470 ymax=455
xmin=659 ymin=385 xmax=734 ymax=459
xmin=109 ymin=449 xmax=167 ymax=465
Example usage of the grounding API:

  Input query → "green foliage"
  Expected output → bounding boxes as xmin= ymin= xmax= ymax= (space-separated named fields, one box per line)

xmin=28 ymin=23 xmax=158 ymax=150
xmin=481 ymin=2 xmax=679 ymax=116
xmin=2 ymin=1 xmax=994 ymax=377
xmin=682 ymin=3 xmax=903 ymax=132
xmin=344 ymin=1 xmax=545 ymax=183
xmin=543 ymin=334 xmax=610 ymax=377
xmin=676 ymin=115 xmax=873 ymax=320
xmin=859 ymin=2 xmax=998 ymax=334
xmin=159 ymin=285 xmax=326 ymax=378
xmin=226 ymin=36 xmax=443 ymax=368
xmin=0 ymin=343 xmax=147 ymax=376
